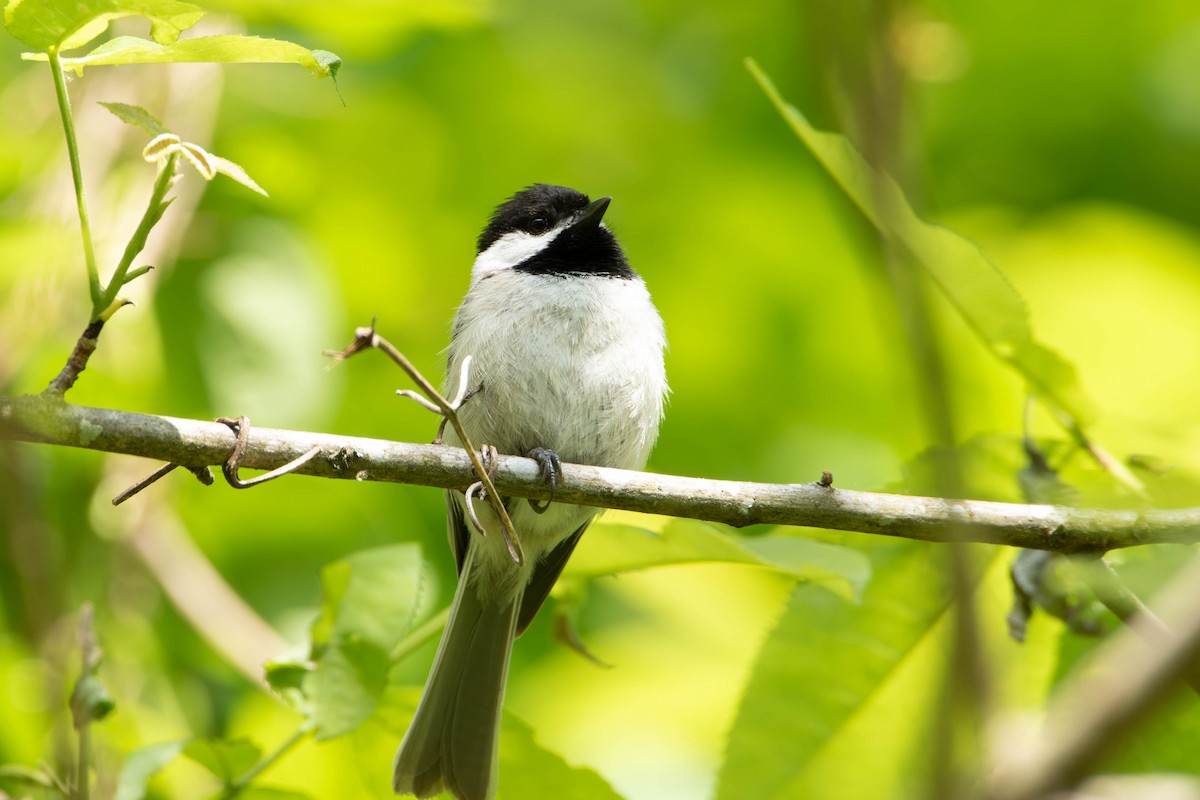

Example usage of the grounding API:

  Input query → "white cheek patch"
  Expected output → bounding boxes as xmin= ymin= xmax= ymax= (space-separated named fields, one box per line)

xmin=471 ymin=228 xmax=562 ymax=283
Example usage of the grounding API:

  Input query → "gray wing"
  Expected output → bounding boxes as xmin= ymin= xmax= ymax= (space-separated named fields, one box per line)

xmin=516 ymin=522 xmax=589 ymax=635
xmin=446 ymin=490 xmax=470 ymax=575
xmin=447 ymin=490 xmax=588 ymax=635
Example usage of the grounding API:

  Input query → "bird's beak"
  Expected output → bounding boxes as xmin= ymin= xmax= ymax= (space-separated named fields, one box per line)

xmin=570 ymin=196 xmax=611 ymax=231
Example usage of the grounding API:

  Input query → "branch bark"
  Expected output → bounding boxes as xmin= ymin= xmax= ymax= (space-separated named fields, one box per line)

xmin=2 ymin=393 xmax=1196 ymax=553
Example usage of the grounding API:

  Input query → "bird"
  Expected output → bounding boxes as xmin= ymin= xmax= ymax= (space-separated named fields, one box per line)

xmin=392 ymin=184 xmax=668 ymax=800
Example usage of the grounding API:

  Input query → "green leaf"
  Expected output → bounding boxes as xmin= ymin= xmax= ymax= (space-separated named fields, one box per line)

xmin=314 ymin=544 xmax=425 ymax=649
xmin=100 ymin=101 xmax=168 ymax=136
xmin=232 ymin=789 xmax=313 ymax=800
xmin=263 ymin=656 xmax=314 ymax=717
xmin=4 ymin=0 xmax=203 ymax=51
xmin=23 ymin=33 xmax=341 ymax=79
xmin=114 ymin=741 xmax=186 ymax=800
xmin=496 ymin=715 xmax=623 ymax=800
xmin=182 ymin=738 xmax=261 ymax=785
xmin=565 ymin=519 xmax=872 ymax=601
xmin=370 ymin=688 xmax=622 ymax=800
xmin=308 ymin=544 xmax=426 ymax=739
xmin=208 ymin=153 xmax=268 ymax=196
xmin=747 ymin=58 xmax=1093 ymax=427
xmin=0 ymin=763 xmax=60 ymax=790
xmin=715 ymin=541 xmax=991 ymax=800
xmin=264 ymin=658 xmax=311 ymax=695
xmin=311 ymin=636 xmax=392 ymax=740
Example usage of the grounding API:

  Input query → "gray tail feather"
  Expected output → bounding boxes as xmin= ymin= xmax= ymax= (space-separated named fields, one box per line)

xmin=393 ymin=556 xmax=519 ymax=800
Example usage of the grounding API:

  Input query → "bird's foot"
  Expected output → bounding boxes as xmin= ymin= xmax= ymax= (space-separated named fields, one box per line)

xmin=526 ymin=447 xmax=562 ymax=514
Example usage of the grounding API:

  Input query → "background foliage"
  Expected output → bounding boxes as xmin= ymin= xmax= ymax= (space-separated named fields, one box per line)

xmin=3 ymin=0 xmax=1200 ymax=798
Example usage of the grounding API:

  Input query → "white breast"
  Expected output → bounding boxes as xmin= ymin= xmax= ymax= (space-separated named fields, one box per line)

xmin=446 ymin=270 xmax=667 ymax=472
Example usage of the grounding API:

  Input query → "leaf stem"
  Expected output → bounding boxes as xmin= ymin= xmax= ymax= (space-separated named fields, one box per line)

xmin=75 ymin=722 xmax=90 ymax=800
xmin=98 ymin=152 xmax=179 ymax=313
xmin=218 ymin=724 xmax=313 ymax=800
xmin=390 ymin=606 xmax=451 ymax=663
xmin=47 ymin=50 xmax=102 ymax=315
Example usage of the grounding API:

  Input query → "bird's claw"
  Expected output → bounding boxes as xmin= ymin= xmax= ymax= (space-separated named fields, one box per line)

xmin=526 ymin=447 xmax=562 ymax=514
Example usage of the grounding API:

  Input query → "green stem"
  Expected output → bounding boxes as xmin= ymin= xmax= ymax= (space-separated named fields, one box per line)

xmin=390 ymin=606 xmax=451 ymax=663
xmin=98 ymin=152 xmax=179 ymax=313
xmin=47 ymin=50 xmax=102 ymax=315
xmin=218 ymin=724 xmax=313 ymax=800
xmin=75 ymin=720 xmax=90 ymax=800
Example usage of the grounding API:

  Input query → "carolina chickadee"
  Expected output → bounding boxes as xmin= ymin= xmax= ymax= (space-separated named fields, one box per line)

xmin=392 ymin=184 xmax=668 ymax=800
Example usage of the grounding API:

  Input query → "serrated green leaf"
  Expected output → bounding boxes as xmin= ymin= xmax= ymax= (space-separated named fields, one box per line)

xmin=4 ymin=0 xmax=203 ymax=51
xmin=182 ymin=738 xmax=261 ymax=785
xmin=22 ymin=33 xmax=340 ymax=79
xmin=747 ymin=58 xmax=1093 ymax=427
xmin=100 ymin=101 xmax=168 ymax=135
xmin=715 ymin=541 xmax=992 ymax=800
xmin=114 ymin=740 xmax=186 ymax=800
xmin=565 ymin=519 xmax=871 ymax=600
xmin=308 ymin=544 xmax=426 ymax=739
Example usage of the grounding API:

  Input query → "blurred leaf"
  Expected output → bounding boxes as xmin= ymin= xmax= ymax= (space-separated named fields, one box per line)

xmin=496 ymin=715 xmax=623 ymax=800
xmin=1100 ymin=696 xmax=1200 ymax=778
xmin=207 ymin=153 xmax=268 ymax=196
xmin=3 ymin=0 xmax=203 ymax=51
xmin=114 ymin=741 xmax=186 ymax=800
xmin=550 ymin=582 xmax=611 ymax=668
xmin=311 ymin=637 xmax=392 ymax=740
xmin=22 ymin=33 xmax=340 ymax=79
xmin=228 ymin=789 xmax=313 ymax=800
xmin=100 ymin=101 xmax=168 ymax=136
xmin=313 ymin=544 xmax=424 ymax=649
xmin=369 ymin=684 xmax=421 ymax=734
xmin=896 ymin=435 xmax=1027 ymax=502
xmin=264 ymin=658 xmax=311 ymax=694
xmin=264 ymin=656 xmax=313 ymax=716
xmin=183 ymin=738 xmax=262 ymax=785
xmin=309 ymin=544 xmax=425 ymax=739
xmin=373 ymin=686 xmax=623 ymax=800
xmin=193 ymin=220 xmax=346 ymax=429
xmin=742 ymin=535 xmax=872 ymax=601
xmin=1017 ymin=456 xmax=1080 ymax=507
xmin=715 ymin=540 xmax=982 ymax=799
xmin=747 ymin=58 xmax=1093 ymax=428
xmin=0 ymin=764 xmax=61 ymax=791
xmin=566 ymin=520 xmax=871 ymax=601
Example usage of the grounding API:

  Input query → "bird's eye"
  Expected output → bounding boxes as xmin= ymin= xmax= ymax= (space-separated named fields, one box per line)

xmin=527 ymin=217 xmax=550 ymax=234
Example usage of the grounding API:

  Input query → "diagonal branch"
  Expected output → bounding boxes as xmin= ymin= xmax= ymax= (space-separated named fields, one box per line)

xmin=987 ymin=551 xmax=1200 ymax=799
xmin=2 ymin=393 xmax=1198 ymax=553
